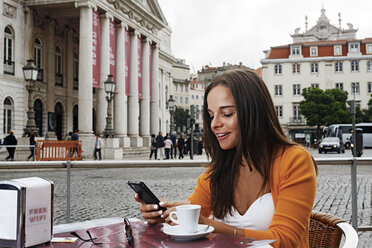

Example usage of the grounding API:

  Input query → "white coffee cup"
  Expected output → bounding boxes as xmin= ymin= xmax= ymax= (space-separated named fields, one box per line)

xmin=169 ymin=204 xmax=201 ymax=233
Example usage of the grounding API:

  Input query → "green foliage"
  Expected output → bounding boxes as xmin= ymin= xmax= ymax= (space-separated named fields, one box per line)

xmin=299 ymin=87 xmax=350 ymax=127
xmin=174 ymin=107 xmax=190 ymax=131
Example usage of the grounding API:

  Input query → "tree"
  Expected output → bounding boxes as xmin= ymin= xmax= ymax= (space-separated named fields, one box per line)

xmin=299 ymin=87 xmax=350 ymax=140
xmin=174 ymin=107 xmax=190 ymax=133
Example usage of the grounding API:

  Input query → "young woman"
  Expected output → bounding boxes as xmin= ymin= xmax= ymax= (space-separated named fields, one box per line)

xmin=136 ymin=70 xmax=317 ymax=247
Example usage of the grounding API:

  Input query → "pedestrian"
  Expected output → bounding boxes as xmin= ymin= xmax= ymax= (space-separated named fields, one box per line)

xmin=197 ymin=137 xmax=203 ymax=155
xmin=71 ymin=129 xmax=80 ymax=157
xmin=94 ymin=133 xmax=103 ymax=160
xmin=170 ymin=132 xmax=177 ymax=159
xmin=4 ymin=130 xmax=17 ymax=161
xmin=66 ymin=131 xmax=73 ymax=140
xmin=156 ymin=131 xmax=164 ymax=160
xmin=149 ymin=134 xmax=157 ymax=160
xmin=164 ymin=136 xmax=173 ymax=159
xmin=185 ymin=136 xmax=192 ymax=158
xmin=135 ymin=69 xmax=317 ymax=247
xmin=177 ymin=133 xmax=185 ymax=159
xmin=27 ymin=132 xmax=36 ymax=161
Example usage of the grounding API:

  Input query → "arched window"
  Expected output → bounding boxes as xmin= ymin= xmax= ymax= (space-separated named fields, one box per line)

xmin=4 ymin=26 xmax=15 ymax=75
xmin=34 ymin=37 xmax=43 ymax=81
xmin=73 ymin=52 xmax=79 ymax=89
xmin=73 ymin=105 xmax=78 ymax=133
xmin=55 ymin=45 xmax=63 ymax=86
xmin=3 ymin=97 xmax=13 ymax=134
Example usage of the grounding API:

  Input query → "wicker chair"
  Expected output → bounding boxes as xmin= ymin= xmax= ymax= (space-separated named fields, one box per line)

xmin=309 ymin=211 xmax=358 ymax=248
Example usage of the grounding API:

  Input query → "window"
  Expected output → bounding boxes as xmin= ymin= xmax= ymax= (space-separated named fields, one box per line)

xmin=367 ymin=61 xmax=372 ymax=72
xmin=349 ymin=42 xmax=360 ymax=54
xmin=196 ymin=95 xmax=199 ymax=100
xmin=293 ymin=105 xmax=300 ymax=120
xmin=174 ymin=84 xmax=178 ymax=91
xmin=3 ymin=97 xmax=13 ymax=134
xmin=73 ymin=52 xmax=79 ymax=89
xmin=34 ymin=37 xmax=43 ymax=81
xmin=351 ymin=61 xmax=359 ymax=72
xmin=191 ymin=95 xmax=194 ymax=99
xmin=335 ymin=83 xmax=344 ymax=91
xmin=368 ymin=82 xmax=372 ymax=93
xmin=180 ymin=85 xmax=183 ymax=92
xmin=311 ymin=83 xmax=319 ymax=88
xmin=334 ymin=45 xmax=342 ymax=55
xmin=275 ymin=106 xmax=283 ymax=117
xmin=274 ymin=85 xmax=282 ymax=96
xmin=180 ymin=97 xmax=183 ymax=104
xmin=4 ymin=26 xmax=15 ymax=75
xmin=185 ymin=97 xmax=188 ymax=104
xmin=185 ymin=85 xmax=189 ymax=92
xmin=351 ymin=82 xmax=360 ymax=95
xmin=292 ymin=63 xmax=300 ymax=74
xmin=310 ymin=46 xmax=318 ymax=56
xmin=367 ymin=44 xmax=372 ymax=54
xmin=55 ymin=45 xmax=63 ymax=86
xmin=274 ymin=64 xmax=282 ymax=74
xmin=311 ymin=62 xmax=318 ymax=73
xmin=293 ymin=84 xmax=301 ymax=96
xmin=335 ymin=62 xmax=343 ymax=72
xmin=291 ymin=45 xmax=301 ymax=55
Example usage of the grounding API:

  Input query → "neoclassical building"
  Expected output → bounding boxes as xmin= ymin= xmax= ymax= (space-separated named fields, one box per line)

xmin=261 ymin=8 xmax=372 ymax=143
xmin=0 ymin=0 xmax=177 ymax=157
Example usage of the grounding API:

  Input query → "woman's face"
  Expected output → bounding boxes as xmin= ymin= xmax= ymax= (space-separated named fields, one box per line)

xmin=207 ymin=85 xmax=239 ymax=150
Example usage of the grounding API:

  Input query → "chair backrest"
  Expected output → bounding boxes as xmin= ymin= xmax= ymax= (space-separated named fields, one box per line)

xmin=309 ymin=211 xmax=344 ymax=248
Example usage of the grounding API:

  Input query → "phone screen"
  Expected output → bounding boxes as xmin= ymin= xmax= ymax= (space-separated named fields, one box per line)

xmin=128 ymin=181 xmax=166 ymax=211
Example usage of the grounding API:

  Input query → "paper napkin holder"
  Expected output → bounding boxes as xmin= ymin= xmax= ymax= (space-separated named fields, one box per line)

xmin=0 ymin=177 xmax=54 ymax=247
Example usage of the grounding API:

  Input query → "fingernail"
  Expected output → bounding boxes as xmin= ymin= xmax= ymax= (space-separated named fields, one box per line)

xmin=159 ymin=202 xmax=164 ymax=206
xmin=158 ymin=210 xmax=163 ymax=215
xmin=153 ymin=204 xmax=159 ymax=210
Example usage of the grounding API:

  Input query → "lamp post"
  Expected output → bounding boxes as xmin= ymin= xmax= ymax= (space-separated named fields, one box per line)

xmin=168 ymin=95 xmax=175 ymax=133
xmin=103 ymin=75 xmax=116 ymax=138
xmin=22 ymin=59 xmax=39 ymax=137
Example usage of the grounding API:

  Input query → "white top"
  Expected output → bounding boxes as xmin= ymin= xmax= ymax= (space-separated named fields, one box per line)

xmin=215 ymin=193 xmax=274 ymax=231
xmin=164 ymin=139 xmax=173 ymax=149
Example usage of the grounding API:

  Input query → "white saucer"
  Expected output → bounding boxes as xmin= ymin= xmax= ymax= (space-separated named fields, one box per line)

xmin=162 ymin=224 xmax=214 ymax=241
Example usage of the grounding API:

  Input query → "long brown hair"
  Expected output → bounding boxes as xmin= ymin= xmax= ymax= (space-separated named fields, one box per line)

xmin=203 ymin=69 xmax=306 ymax=218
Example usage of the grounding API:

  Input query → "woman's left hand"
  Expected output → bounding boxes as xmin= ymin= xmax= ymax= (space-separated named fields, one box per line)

xmin=158 ymin=200 xmax=191 ymax=224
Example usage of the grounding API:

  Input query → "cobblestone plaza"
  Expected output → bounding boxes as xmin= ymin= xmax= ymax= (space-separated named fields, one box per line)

xmin=0 ymin=148 xmax=371 ymax=246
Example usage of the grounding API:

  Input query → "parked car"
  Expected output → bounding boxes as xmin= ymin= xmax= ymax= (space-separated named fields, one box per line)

xmin=318 ymin=137 xmax=345 ymax=154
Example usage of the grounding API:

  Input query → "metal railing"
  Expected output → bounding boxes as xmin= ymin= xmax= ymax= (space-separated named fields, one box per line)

xmin=0 ymin=157 xmax=371 ymax=232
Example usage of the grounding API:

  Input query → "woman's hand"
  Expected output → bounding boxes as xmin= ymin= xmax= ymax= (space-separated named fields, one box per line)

xmin=158 ymin=200 xmax=191 ymax=224
xmin=134 ymin=193 xmax=164 ymax=225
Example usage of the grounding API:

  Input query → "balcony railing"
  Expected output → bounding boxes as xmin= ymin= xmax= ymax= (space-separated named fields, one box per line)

xmin=55 ymin=73 xmax=63 ymax=86
xmin=73 ymin=78 xmax=79 ymax=90
xmin=3 ymin=60 xmax=15 ymax=75
xmin=37 ymin=69 xmax=43 ymax=82
xmin=290 ymin=117 xmax=306 ymax=125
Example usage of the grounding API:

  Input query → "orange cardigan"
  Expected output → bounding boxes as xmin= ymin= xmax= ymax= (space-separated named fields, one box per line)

xmin=187 ymin=145 xmax=317 ymax=248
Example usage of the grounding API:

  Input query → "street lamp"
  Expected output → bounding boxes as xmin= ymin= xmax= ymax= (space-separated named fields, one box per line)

xmin=168 ymin=95 xmax=175 ymax=133
xmin=103 ymin=75 xmax=116 ymax=138
xmin=22 ymin=59 xmax=39 ymax=136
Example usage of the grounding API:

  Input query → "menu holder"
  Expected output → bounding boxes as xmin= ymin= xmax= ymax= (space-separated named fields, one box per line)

xmin=0 ymin=177 xmax=54 ymax=248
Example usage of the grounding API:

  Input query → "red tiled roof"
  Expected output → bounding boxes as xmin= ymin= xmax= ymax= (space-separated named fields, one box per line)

xmin=254 ymin=67 xmax=262 ymax=77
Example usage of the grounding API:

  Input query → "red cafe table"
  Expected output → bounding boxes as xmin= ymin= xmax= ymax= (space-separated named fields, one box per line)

xmin=36 ymin=218 xmax=273 ymax=248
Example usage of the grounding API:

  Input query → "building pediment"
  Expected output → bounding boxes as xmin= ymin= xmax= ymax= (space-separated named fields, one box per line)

xmin=291 ymin=8 xmax=358 ymax=42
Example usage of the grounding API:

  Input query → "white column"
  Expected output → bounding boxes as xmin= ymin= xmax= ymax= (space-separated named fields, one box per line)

xmin=66 ymin=28 xmax=74 ymax=134
xmin=75 ymin=2 xmax=95 ymax=135
xmin=150 ymin=44 xmax=159 ymax=135
xmin=46 ymin=18 xmax=56 ymax=138
xmin=97 ymin=13 xmax=112 ymax=135
xmin=114 ymin=23 xmax=131 ymax=147
xmin=140 ymin=38 xmax=151 ymax=146
xmin=128 ymin=30 xmax=141 ymax=147
xmin=24 ymin=8 xmax=34 ymax=61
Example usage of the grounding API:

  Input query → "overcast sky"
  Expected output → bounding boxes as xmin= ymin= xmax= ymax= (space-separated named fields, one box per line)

xmin=157 ymin=0 xmax=372 ymax=73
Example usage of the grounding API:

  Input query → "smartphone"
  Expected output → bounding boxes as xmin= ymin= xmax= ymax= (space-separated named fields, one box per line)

xmin=128 ymin=181 xmax=166 ymax=211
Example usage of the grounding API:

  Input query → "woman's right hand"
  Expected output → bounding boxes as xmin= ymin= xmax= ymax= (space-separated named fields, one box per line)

xmin=134 ymin=193 xmax=164 ymax=225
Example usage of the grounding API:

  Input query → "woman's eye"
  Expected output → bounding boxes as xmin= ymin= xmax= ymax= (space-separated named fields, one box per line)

xmin=224 ymin=113 xmax=234 ymax=117
xmin=209 ymin=116 xmax=214 ymax=120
